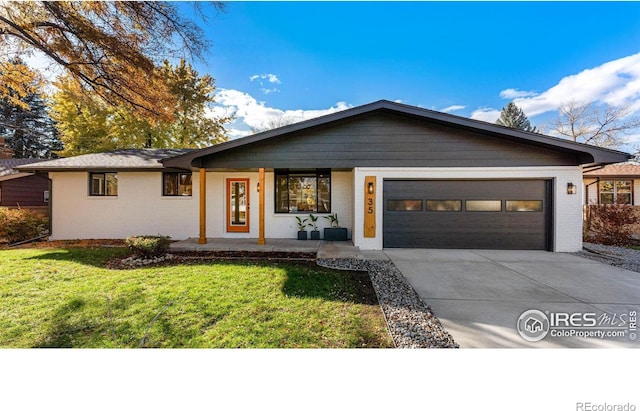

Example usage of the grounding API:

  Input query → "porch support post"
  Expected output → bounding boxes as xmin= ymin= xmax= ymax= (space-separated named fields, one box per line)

xmin=198 ymin=168 xmax=207 ymax=244
xmin=258 ymin=167 xmax=266 ymax=245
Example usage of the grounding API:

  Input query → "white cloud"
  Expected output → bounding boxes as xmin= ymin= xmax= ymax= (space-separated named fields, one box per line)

xmin=499 ymin=88 xmax=538 ymax=99
xmin=250 ymin=73 xmax=282 ymax=94
xmin=512 ymin=52 xmax=640 ymax=117
xmin=249 ymin=73 xmax=281 ymax=84
xmin=468 ymin=51 xmax=640 ymax=130
xmin=211 ymin=89 xmax=351 ymax=139
xmin=470 ymin=108 xmax=500 ymax=123
xmin=260 ymin=87 xmax=280 ymax=95
xmin=441 ymin=105 xmax=466 ymax=113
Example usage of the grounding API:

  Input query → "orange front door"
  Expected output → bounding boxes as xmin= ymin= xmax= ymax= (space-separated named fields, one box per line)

xmin=226 ymin=178 xmax=250 ymax=232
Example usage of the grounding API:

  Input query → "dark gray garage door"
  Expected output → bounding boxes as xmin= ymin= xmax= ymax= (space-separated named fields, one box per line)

xmin=383 ymin=180 xmax=552 ymax=250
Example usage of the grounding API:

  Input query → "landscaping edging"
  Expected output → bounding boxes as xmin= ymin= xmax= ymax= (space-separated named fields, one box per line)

xmin=318 ymin=258 xmax=458 ymax=348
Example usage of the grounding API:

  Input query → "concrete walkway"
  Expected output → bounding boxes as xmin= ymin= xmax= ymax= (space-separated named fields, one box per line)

xmin=170 ymin=238 xmax=321 ymax=253
xmin=385 ymin=249 xmax=640 ymax=348
xmin=169 ymin=237 xmax=371 ymax=259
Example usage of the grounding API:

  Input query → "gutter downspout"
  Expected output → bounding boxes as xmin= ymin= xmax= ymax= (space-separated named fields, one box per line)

xmin=47 ymin=175 xmax=52 ymax=236
xmin=585 ymin=178 xmax=599 ymax=205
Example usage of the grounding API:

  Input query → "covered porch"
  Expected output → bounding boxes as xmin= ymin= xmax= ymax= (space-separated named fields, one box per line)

xmin=169 ymin=237 xmax=375 ymax=260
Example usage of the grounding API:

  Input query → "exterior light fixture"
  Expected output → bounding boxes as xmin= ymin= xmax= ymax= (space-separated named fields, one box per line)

xmin=567 ymin=182 xmax=577 ymax=195
xmin=368 ymin=181 xmax=375 ymax=195
xmin=256 ymin=182 xmax=260 ymax=192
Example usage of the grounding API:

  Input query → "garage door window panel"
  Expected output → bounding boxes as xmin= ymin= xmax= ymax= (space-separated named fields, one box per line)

xmin=465 ymin=200 xmax=501 ymax=212
xmin=387 ymin=200 xmax=422 ymax=211
xmin=506 ymin=200 xmax=543 ymax=212
xmin=426 ymin=200 xmax=462 ymax=211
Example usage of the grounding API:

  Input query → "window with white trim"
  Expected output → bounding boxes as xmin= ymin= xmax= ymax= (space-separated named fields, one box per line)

xmin=599 ymin=180 xmax=632 ymax=204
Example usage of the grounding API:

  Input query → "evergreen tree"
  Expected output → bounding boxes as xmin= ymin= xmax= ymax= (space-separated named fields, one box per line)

xmin=496 ymin=102 xmax=537 ymax=132
xmin=0 ymin=60 xmax=63 ymax=158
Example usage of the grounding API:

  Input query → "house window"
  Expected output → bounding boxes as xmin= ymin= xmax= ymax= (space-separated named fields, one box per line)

xmin=275 ymin=169 xmax=331 ymax=213
xmin=163 ymin=172 xmax=192 ymax=196
xmin=599 ymin=180 xmax=632 ymax=204
xmin=89 ymin=172 xmax=118 ymax=196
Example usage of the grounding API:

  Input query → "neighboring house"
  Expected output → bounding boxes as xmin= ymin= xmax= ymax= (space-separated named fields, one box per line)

xmin=583 ymin=163 xmax=640 ymax=205
xmin=0 ymin=158 xmax=50 ymax=212
xmin=17 ymin=100 xmax=630 ymax=252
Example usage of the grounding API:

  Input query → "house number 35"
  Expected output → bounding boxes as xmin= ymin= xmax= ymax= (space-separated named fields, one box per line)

xmin=367 ymin=198 xmax=374 ymax=214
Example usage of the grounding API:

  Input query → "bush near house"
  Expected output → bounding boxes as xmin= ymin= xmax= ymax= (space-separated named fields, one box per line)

xmin=125 ymin=235 xmax=171 ymax=257
xmin=584 ymin=203 xmax=640 ymax=246
xmin=0 ymin=208 xmax=48 ymax=244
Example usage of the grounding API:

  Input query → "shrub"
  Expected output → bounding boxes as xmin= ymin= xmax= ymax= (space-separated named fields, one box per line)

xmin=0 ymin=208 xmax=49 ymax=244
xmin=125 ymin=235 xmax=171 ymax=258
xmin=584 ymin=203 xmax=639 ymax=246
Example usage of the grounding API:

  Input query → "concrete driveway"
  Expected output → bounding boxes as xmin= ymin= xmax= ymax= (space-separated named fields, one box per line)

xmin=384 ymin=249 xmax=640 ymax=348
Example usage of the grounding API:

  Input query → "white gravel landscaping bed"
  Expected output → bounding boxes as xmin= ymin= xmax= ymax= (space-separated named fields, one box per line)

xmin=318 ymin=258 xmax=458 ymax=348
xmin=577 ymin=243 xmax=640 ymax=273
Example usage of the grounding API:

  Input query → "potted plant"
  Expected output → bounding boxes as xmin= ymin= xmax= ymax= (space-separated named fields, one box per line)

xmin=323 ymin=213 xmax=348 ymax=241
xmin=308 ymin=214 xmax=320 ymax=240
xmin=295 ymin=216 xmax=309 ymax=240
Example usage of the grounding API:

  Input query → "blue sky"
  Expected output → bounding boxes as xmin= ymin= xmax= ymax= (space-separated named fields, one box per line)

xmin=179 ymin=1 xmax=640 ymax=151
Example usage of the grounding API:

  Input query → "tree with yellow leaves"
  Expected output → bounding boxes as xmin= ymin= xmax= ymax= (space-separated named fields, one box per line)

xmin=51 ymin=59 xmax=230 ymax=156
xmin=0 ymin=1 xmax=223 ymax=123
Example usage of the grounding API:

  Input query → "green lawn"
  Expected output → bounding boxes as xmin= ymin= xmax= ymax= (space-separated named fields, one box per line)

xmin=0 ymin=247 xmax=393 ymax=348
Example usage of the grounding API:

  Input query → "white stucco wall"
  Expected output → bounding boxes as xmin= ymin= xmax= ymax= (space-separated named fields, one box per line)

xmin=49 ymin=171 xmax=199 ymax=240
xmin=49 ymin=170 xmax=354 ymax=241
xmin=203 ymin=170 xmax=354 ymax=239
xmin=352 ymin=167 xmax=584 ymax=252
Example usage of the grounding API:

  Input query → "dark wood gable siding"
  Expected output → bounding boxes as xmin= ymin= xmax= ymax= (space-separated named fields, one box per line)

xmin=0 ymin=175 xmax=49 ymax=206
xmin=200 ymin=111 xmax=581 ymax=169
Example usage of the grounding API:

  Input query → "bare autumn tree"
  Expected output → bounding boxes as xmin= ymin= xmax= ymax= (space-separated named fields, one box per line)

xmin=549 ymin=101 xmax=640 ymax=149
xmin=0 ymin=1 xmax=224 ymax=123
xmin=250 ymin=114 xmax=300 ymax=133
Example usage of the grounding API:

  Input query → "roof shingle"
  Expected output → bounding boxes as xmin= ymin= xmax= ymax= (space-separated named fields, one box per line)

xmin=584 ymin=163 xmax=640 ymax=177
xmin=14 ymin=149 xmax=195 ymax=171
xmin=0 ymin=158 xmax=47 ymax=177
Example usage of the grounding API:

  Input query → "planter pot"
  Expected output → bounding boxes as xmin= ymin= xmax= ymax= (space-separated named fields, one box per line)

xmin=310 ymin=230 xmax=320 ymax=240
xmin=297 ymin=231 xmax=308 ymax=240
xmin=323 ymin=227 xmax=348 ymax=241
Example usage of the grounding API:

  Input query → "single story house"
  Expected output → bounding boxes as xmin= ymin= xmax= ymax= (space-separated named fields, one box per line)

xmin=17 ymin=100 xmax=631 ymax=252
xmin=0 ymin=158 xmax=50 ymax=212
xmin=583 ymin=163 xmax=640 ymax=205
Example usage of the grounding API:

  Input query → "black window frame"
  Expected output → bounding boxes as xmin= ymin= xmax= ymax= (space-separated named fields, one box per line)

xmin=88 ymin=172 xmax=118 ymax=197
xmin=162 ymin=171 xmax=193 ymax=197
xmin=274 ymin=169 xmax=331 ymax=214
